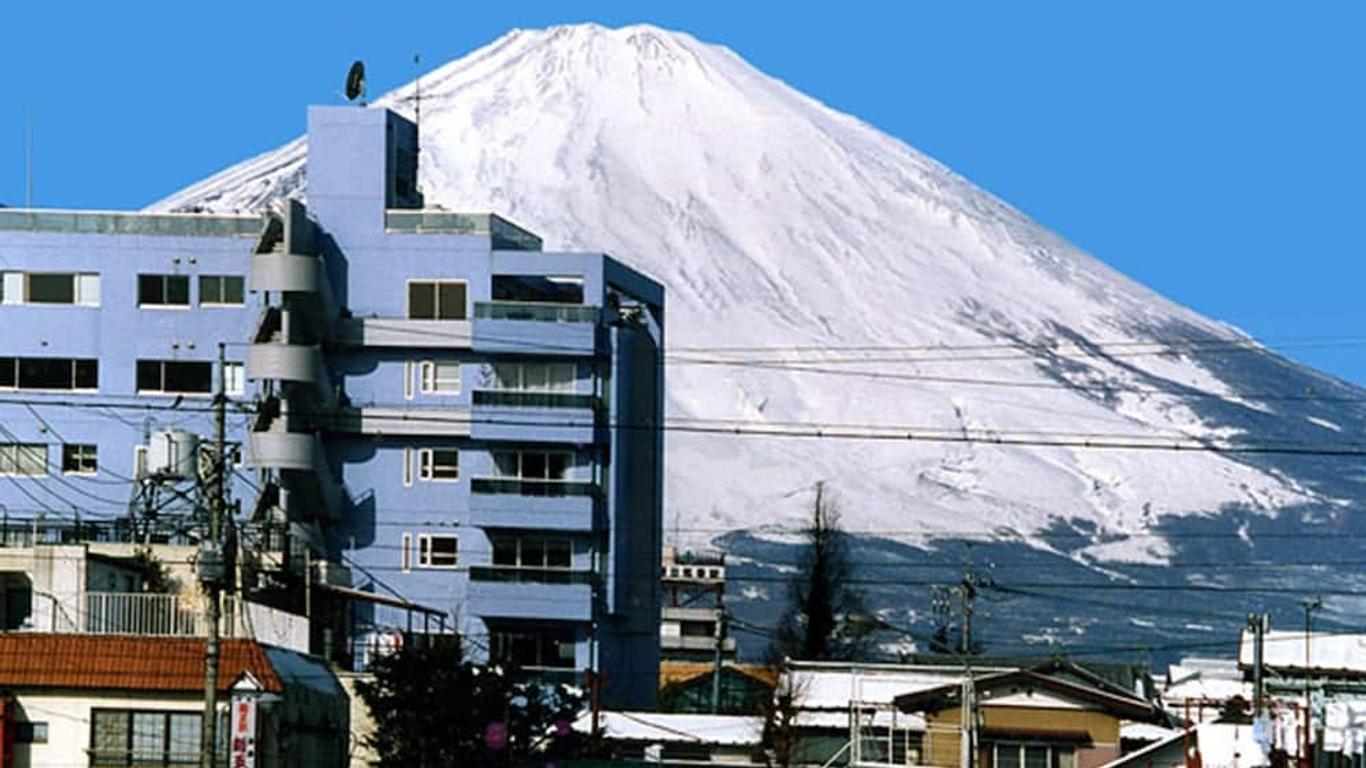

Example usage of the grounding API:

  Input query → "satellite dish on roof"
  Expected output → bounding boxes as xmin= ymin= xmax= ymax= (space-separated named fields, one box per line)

xmin=345 ymin=60 xmax=367 ymax=104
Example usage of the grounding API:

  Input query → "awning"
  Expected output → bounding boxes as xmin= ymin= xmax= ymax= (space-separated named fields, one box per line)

xmin=314 ymin=582 xmax=446 ymax=616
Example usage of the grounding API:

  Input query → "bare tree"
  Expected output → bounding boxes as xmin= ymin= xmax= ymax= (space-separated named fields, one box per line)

xmin=769 ymin=482 xmax=871 ymax=662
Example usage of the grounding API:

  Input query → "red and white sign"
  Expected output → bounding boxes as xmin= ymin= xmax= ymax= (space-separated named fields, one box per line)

xmin=229 ymin=696 xmax=257 ymax=768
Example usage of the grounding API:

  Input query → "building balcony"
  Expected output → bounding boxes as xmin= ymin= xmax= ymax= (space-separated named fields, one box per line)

xmin=0 ymin=208 xmax=262 ymax=238
xmin=660 ymin=635 xmax=738 ymax=654
xmin=470 ymin=391 xmax=597 ymax=444
xmin=471 ymin=303 xmax=598 ymax=357
xmin=23 ymin=592 xmax=310 ymax=652
xmin=384 ymin=210 xmax=543 ymax=251
xmin=467 ymin=485 xmax=595 ymax=531
xmin=330 ymin=406 xmax=472 ymax=437
xmin=471 ymin=477 xmax=597 ymax=497
xmin=466 ymin=568 xmax=593 ymax=621
xmin=248 ymin=343 xmax=327 ymax=389
xmin=335 ymin=318 xmax=472 ymax=349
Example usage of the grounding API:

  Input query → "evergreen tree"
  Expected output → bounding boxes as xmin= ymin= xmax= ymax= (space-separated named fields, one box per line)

xmin=769 ymin=482 xmax=871 ymax=662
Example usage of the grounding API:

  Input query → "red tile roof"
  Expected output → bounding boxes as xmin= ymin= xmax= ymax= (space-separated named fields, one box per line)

xmin=0 ymin=634 xmax=283 ymax=694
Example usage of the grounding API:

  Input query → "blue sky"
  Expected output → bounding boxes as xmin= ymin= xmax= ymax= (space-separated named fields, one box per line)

xmin=2 ymin=2 xmax=1361 ymax=384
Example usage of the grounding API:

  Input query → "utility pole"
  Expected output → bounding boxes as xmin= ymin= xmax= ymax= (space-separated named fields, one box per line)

xmin=959 ymin=572 xmax=977 ymax=656
xmin=1304 ymin=597 xmax=1322 ymax=768
xmin=711 ymin=609 xmax=726 ymax=713
xmin=1248 ymin=613 xmax=1267 ymax=718
xmin=200 ymin=343 xmax=229 ymax=768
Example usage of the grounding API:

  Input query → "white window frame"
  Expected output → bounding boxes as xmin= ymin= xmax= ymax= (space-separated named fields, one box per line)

xmin=402 ymin=447 xmax=414 ymax=487
xmin=491 ymin=450 xmax=574 ymax=481
xmin=417 ymin=534 xmax=459 ymax=569
xmin=0 ymin=357 xmax=98 ymax=393
xmin=491 ymin=362 xmax=576 ymax=393
xmin=224 ymin=362 xmax=245 ymax=396
xmin=198 ymin=274 xmax=245 ymax=307
xmin=417 ymin=447 xmax=460 ymax=482
xmin=406 ymin=279 xmax=468 ymax=320
xmin=419 ymin=361 xmax=461 ymax=395
xmin=12 ymin=272 xmax=100 ymax=306
xmin=403 ymin=361 xmax=415 ymax=401
xmin=61 ymin=443 xmax=98 ymax=476
xmin=400 ymin=533 xmax=413 ymax=573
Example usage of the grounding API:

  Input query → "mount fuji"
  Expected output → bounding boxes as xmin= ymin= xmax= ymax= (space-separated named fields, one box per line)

xmin=151 ymin=24 xmax=1366 ymax=657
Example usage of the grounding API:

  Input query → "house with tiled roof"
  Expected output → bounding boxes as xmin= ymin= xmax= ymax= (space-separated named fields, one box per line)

xmin=0 ymin=633 xmax=347 ymax=767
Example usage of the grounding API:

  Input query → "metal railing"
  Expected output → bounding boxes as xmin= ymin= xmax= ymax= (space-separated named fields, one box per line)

xmin=0 ymin=208 xmax=262 ymax=237
xmin=471 ymin=477 xmax=597 ymax=497
xmin=383 ymin=210 xmax=543 ymax=251
xmin=472 ymin=390 xmax=597 ymax=409
xmin=473 ymin=301 xmax=599 ymax=324
xmin=468 ymin=566 xmax=595 ymax=585
xmin=85 ymin=591 xmax=202 ymax=635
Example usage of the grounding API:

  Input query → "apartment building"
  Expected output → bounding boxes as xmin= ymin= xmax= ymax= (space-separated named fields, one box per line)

xmin=0 ymin=105 xmax=664 ymax=707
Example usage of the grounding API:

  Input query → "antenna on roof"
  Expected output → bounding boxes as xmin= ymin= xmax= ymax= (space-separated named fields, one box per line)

xmin=345 ymin=60 xmax=367 ymax=106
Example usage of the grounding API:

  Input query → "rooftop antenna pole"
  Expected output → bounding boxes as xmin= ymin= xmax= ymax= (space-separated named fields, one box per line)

xmin=25 ymin=104 xmax=33 ymax=207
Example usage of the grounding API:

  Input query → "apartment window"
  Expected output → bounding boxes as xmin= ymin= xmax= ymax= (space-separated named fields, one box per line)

xmin=491 ymin=535 xmax=572 ymax=570
xmin=62 ymin=443 xmax=98 ymax=475
xmin=136 ymin=360 xmax=212 ymax=394
xmin=490 ymin=627 xmax=576 ymax=669
xmin=400 ymin=533 xmax=413 ymax=572
xmin=491 ymin=362 xmax=575 ymax=392
xmin=0 ymin=357 xmax=98 ymax=391
xmin=417 ymin=534 xmax=459 ymax=568
xmin=994 ymin=743 xmax=1075 ymax=768
xmin=0 ymin=443 xmax=47 ymax=476
xmin=224 ymin=362 xmax=245 ymax=396
xmin=492 ymin=450 xmax=572 ymax=481
xmin=199 ymin=275 xmax=245 ymax=306
xmin=418 ymin=448 xmax=460 ymax=482
xmin=12 ymin=272 xmax=101 ymax=306
xmin=419 ymin=361 xmax=461 ymax=394
xmin=90 ymin=709 xmax=200 ymax=766
xmin=138 ymin=274 xmax=190 ymax=307
xmin=407 ymin=280 xmax=467 ymax=320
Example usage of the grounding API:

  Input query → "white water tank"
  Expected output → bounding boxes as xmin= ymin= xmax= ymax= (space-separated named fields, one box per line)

xmin=147 ymin=429 xmax=200 ymax=481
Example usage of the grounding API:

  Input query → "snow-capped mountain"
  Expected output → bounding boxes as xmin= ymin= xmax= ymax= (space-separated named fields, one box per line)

xmin=152 ymin=24 xmax=1366 ymax=653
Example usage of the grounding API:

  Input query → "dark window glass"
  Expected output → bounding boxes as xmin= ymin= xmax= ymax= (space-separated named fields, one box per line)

xmin=139 ymin=274 xmax=189 ymax=306
xmin=138 ymin=274 xmax=163 ymax=304
xmin=163 ymin=362 xmax=212 ymax=393
xmin=75 ymin=359 xmax=98 ymax=389
xmin=437 ymin=282 xmax=467 ymax=319
xmin=424 ymin=535 xmax=459 ymax=567
xmin=200 ymin=275 xmax=244 ymax=305
xmin=492 ymin=537 xmax=518 ymax=567
xmin=136 ymin=361 xmax=161 ymax=392
xmin=27 ymin=273 xmax=74 ymax=303
xmin=0 ymin=358 xmax=15 ymax=388
xmin=18 ymin=358 xmax=71 ymax=389
xmin=545 ymin=539 xmax=571 ymax=568
xmin=408 ymin=282 xmax=435 ymax=319
xmin=522 ymin=453 xmax=548 ymax=480
xmin=62 ymin=444 xmax=97 ymax=474
xmin=547 ymin=453 xmax=571 ymax=480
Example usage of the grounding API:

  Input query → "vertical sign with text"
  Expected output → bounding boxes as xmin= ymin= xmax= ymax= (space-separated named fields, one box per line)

xmin=229 ymin=696 xmax=257 ymax=768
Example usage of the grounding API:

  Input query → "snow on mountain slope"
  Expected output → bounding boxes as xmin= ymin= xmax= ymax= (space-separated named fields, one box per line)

xmin=151 ymin=24 xmax=1362 ymax=564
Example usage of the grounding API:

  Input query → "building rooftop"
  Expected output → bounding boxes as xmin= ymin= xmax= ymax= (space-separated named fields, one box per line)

xmin=0 ymin=633 xmax=283 ymax=694
xmin=0 ymin=208 xmax=263 ymax=238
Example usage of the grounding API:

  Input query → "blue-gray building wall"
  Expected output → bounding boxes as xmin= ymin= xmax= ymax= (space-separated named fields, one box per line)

xmin=0 ymin=105 xmax=663 ymax=707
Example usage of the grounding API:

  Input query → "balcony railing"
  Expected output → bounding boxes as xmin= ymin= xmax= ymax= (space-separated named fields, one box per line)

xmin=0 ymin=208 xmax=262 ymax=238
xmin=384 ymin=210 xmax=543 ymax=251
xmin=471 ymin=477 xmax=597 ymax=497
xmin=474 ymin=301 xmax=599 ymax=324
xmin=85 ymin=592 xmax=202 ymax=636
xmin=472 ymin=390 xmax=597 ymax=409
xmin=469 ymin=566 xmax=595 ymax=585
